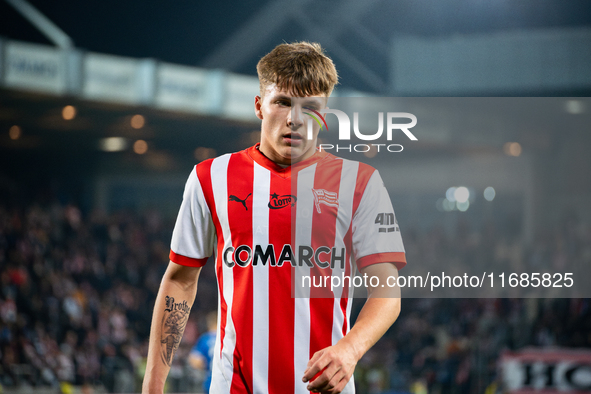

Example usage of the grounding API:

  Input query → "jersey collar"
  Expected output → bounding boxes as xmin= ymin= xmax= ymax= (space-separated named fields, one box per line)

xmin=247 ymin=143 xmax=329 ymax=178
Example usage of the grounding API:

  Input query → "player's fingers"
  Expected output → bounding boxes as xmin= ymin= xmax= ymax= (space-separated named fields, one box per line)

xmin=317 ymin=369 xmax=346 ymax=393
xmin=321 ymin=371 xmax=352 ymax=394
xmin=306 ymin=349 xmax=324 ymax=369
xmin=303 ymin=351 xmax=329 ymax=382
xmin=306 ymin=363 xmax=341 ymax=392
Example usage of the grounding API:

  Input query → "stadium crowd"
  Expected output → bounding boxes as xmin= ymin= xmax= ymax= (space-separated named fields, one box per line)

xmin=0 ymin=201 xmax=589 ymax=393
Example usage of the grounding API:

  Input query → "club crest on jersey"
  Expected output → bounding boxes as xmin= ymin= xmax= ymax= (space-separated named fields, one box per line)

xmin=228 ymin=193 xmax=251 ymax=210
xmin=268 ymin=193 xmax=297 ymax=209
xmin=311 ymin=188 xmax=339 ymax=213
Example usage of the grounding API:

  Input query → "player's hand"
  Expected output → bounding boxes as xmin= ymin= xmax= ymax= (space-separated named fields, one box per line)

xmin=302 ymin=342 xmax=358 ymax=393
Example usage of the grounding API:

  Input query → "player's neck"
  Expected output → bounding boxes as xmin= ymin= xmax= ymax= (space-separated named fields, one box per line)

xmin=256 ymin=144 xmax=316 ymax=168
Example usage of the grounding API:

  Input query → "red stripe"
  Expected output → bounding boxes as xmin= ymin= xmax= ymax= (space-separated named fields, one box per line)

xmin=226 ymin=153 xmax=255 ymax=394
xmin=196 ymin=160 xmax=228 ymax=357
xmin=309 ymin=158 xmax=342 ymax=358
xmin=168 ymin=250 xmax=208 ymax=267
xmin=352 ymin=163 xmax=375 ymax=217
xmin=356 ymin=252 xmax=407 ymax=270
xmin=267 ymin=170 xmax=295 ymax=394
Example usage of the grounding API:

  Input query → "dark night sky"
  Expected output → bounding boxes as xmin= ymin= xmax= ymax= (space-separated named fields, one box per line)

xmin=1 ymin=0 xmax=591 ymax=92
xmin=0 ymin=0 xmax=268 ymax=64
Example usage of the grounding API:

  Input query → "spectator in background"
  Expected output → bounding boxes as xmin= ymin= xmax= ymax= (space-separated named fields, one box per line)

xmin=188 ymin=311 xmax=217 ymax=394
xmin=0 ymin=200 xmax=589 ymax=393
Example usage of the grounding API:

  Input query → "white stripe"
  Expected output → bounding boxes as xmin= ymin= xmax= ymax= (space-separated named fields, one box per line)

xmin=252 ymin=162 xmax=270 ymax=394
xmin=210 ymin=284 xmax=228 ymax=394
xmin=339 ymin=162 xmax=359 ymax=394
xmin=346 ymin=287 xmax=353 ymax=334
xmin=210 ymin=154 xmax=235 ymax=392
xmin=332 ymin=160 xmax=358 ymax=346
xmin=294 ymin=164 xmax=316 ymax=394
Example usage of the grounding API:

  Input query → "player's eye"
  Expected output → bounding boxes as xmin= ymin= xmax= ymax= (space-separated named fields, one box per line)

xmin=277 ymin=99 xmax=291 ymax=106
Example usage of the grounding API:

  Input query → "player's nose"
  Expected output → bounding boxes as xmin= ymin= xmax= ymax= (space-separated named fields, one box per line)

xmin=288 ymin=105 xmax=304 ymax=130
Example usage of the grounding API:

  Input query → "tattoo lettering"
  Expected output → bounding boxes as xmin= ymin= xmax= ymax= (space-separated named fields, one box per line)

xmin=164 ymin=295 xmax=190 ymax=313
xmin=160 ymin=296 xmax=190 ymax=366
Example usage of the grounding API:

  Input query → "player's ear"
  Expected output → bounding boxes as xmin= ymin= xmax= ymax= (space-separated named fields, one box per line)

xmin=255 ymin=96 xmax=263 ymax=120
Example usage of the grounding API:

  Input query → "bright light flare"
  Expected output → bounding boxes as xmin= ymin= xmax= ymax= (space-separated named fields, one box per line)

xmin=133 ymin=139 xmax=148 ymax=154
xmin=454 ymin=186 xmax=470 ymax=204
xmin=484 ymin=187 xmax=496 ymax=201
xmin=62 ymin=105 xmax=76 ymax=120
xmin=446 ymin=187 xmax=457 ymax=202
xmin=131 ymin=114 xmax=145 ymax=129
xmin=9 ymin=125 xmax=22 ymax=140
xmin=503 ymin=142 xmax=522 ymax=157
xmin=456 ymin=200 xmax=470 ymax=212
xmin=99 ymin=137 xmax=128 ymax=152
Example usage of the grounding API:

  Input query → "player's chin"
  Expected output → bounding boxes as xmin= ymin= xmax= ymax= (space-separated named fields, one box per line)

xmin=288 ymin=143 xmax=313 ymax=156
xmin=285 ymin=149 xmax=307 ymax=163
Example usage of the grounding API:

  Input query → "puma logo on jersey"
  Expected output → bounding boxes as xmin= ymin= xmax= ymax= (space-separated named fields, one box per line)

xmin=229 ymin=193 xmax=251 ymax=210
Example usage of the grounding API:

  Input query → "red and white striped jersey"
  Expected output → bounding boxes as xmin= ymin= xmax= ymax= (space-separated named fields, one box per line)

xmin=170 ymin=144 xmax=406 ymax=394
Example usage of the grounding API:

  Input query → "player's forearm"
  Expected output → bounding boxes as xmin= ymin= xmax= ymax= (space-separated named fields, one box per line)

xmin=142 ymin=263 xmax=200 ymax=394
xmin=340 ymin=263 xmax=401 ymax=361
xmin=302 ymin=291 xmax=400 ymax=392
xmin=339 ymin=296 xmax=400 ymax=361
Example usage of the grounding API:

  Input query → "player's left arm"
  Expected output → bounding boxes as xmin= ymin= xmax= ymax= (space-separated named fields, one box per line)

xmin=302 ymin=262 xmax=401 ymax=393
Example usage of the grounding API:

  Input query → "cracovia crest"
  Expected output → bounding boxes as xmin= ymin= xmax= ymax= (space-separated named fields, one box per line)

xmin=311 ymin=188 xmax=339 ymax=213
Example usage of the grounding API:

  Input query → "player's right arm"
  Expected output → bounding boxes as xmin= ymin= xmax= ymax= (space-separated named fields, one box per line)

xmin=142 ymin=261 xmax=202 ymax=394
xmin=142 ymin=165 xmax=214 ymax=393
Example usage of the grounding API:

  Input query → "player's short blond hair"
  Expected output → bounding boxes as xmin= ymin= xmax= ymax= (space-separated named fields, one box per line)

xmin=256 ymin=41 xmax=339 ymax=98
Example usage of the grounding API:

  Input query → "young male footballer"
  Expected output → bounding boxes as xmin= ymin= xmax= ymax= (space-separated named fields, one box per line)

xmin=143 ymin=41 xmax=406 ymax=394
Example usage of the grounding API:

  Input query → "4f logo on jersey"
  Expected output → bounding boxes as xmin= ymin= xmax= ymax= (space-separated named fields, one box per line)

xmin=311 ymin=188 xmax=339 ymax=213
xmin=375 ymin=212 xmax=399 ymax=233
xmin=268 ymin=193 xmax=297 ymax=209
xmin=229 ymin=193 xmax=251 ymax=210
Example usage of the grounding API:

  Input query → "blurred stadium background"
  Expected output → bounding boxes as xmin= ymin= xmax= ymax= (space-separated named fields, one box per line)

xmin=1 ymin=0 xmax=591 ymax=393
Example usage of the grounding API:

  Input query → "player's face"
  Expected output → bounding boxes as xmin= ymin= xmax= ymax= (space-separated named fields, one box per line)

xmin=255 ymin=85 xmax=326 ymax=166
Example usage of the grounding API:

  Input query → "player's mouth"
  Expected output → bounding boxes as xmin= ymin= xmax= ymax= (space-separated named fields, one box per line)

xmin=283 ymin=133 xmax=304 ymax=146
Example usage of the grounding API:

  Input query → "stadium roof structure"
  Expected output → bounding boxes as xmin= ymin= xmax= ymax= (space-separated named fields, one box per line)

xmin=1 ymin=0 xmax=591 ymax=172
xmin=2 ymin=0 xmax=591 ymax=93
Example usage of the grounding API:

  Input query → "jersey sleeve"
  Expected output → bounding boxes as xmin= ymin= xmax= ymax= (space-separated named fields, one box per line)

xmin=169 ymin=166 xmax=215 ymax=267
xmin=351 ymin=169 xmax=406 ymax=271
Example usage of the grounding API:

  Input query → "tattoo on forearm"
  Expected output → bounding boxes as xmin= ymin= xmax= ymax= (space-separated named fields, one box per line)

xmin=160 ymin=295 xmax=190 ymax=366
